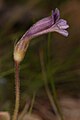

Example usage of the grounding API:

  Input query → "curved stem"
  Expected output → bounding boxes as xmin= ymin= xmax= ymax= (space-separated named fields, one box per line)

xmin=12 ymin=61 xmax=20 ymax=120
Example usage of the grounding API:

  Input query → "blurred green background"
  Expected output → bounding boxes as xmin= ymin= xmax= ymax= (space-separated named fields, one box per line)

xmin=0 ymin=0 xmax=80 ymax=115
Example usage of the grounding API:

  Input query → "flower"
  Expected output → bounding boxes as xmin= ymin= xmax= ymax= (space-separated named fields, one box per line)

xmin=21 ymin=8 xmax=69 ymax=40
xmin=14 ymin=8 xmax=69 ymax=63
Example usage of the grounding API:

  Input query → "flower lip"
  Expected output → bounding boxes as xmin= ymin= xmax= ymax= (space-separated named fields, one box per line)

xmin=53 ymin=18 xmax=69 ymax=37
xmin=56 ymin=19 xmax=69 ymax=29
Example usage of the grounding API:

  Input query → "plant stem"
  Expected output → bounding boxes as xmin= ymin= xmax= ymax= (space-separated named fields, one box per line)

xmin=50 ymin=79 xmax=64 ymax=120
xmin=28 ymin=92 xmax=36 ymax=114
xmin=39 ymin=49 xmax=63 ymax=120
xmin=12 ymin=61 xmax=20 ymax=120
xmin=18 ymin=98 xmax=30 ymax=120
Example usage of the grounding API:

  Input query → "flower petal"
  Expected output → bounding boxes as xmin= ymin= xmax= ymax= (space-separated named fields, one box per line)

xmin=55 ymin=29 xmax=69 ymax=37
xmin=55 ymin=8 xmax=60 ymax=20
xmin=57 ymin=19 xmax=69 ymax=29
xmin=52 ymin=8 xmax=60 ymax=24
xmin=48 ymin=24 xmax=69 ymax=37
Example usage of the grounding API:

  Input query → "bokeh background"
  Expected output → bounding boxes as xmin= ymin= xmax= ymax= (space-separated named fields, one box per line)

xmin=0 ymin=0 xmax=80 ymax=119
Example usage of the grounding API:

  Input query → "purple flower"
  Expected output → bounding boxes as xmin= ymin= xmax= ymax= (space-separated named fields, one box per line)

xmin=14 ymin=8 xmax=69 ymax=63
xmin=21 ymin=8 xmax=69 ymax=40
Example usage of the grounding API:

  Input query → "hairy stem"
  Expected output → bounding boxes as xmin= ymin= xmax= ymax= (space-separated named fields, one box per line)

xmin=12 ymin=61 xmax=20 ymax=120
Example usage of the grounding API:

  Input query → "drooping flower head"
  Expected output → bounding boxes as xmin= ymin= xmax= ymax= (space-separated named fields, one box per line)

xmin=14 ymin=8 xmax=69 ymax=63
